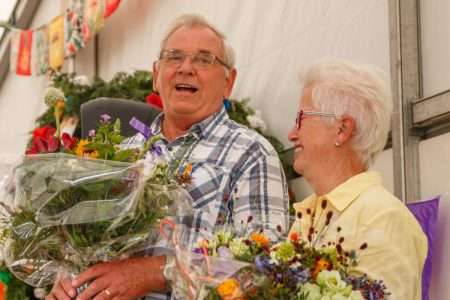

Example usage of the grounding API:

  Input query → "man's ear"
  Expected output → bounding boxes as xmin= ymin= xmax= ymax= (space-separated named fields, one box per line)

xmin=152 ymin=61 xmax=160 ymax=92
xmin=336 ymin=116 xmax=356 ymax=146
xmin=224 ymin=68 xmax=237 ymax=98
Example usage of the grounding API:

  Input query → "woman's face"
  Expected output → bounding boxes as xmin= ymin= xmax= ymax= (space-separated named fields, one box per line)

xmin=288 ymin=86 xmax=339 ymax=176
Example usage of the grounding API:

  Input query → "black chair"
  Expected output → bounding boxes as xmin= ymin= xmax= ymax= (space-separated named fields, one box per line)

xmin=80 ymin=97 xmax=160 ymax=138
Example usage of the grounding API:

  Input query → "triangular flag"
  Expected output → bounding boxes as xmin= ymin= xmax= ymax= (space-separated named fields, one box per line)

xmin=33 ymin=25 xmax=49 ymax=75
xmin=16 ymin=30 xmax=33 ymax=76
xmin=82 ymin=0 xmax=105 ymax=43
xmin=65 ymin=0 xmax=85 ymax=57
xmin=48 ymin=15 xmax=65 ymax=70
xmin=104 ymin=0 xmax=121 ymax=18
xmin=9 ymin=29 xmax=20 ymax=74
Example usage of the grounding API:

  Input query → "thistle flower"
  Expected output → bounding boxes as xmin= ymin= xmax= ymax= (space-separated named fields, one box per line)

xmin=44 ymin=87 xmax=66 ymax=107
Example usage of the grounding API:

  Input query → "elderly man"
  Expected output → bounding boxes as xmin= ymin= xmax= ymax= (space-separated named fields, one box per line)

xmin=46 ymin=14 xmax=288 ymax=300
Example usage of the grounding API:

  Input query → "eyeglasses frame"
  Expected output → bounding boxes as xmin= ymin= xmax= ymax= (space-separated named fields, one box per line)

xmin=295 ymin=110 xmax=337 ymax=130
xmin=159 ymin=49 xmax=231 ymax=70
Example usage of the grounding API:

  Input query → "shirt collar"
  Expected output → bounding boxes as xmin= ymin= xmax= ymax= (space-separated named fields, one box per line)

xmin=150 ymin=106 xmax=229 ymax=140
xmin=293 ymin=171 xmax=383 ymax=212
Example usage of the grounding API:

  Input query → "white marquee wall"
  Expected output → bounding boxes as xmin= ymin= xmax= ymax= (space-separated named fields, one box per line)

xmin=0 ymin=1 xmax=449 ymax=298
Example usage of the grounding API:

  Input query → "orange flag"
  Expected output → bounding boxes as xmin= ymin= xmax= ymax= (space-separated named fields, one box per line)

xmin=48 ymin=15 xmax=65 ymax=70
xmin=16 ymin=30 xmax=33 ymax=76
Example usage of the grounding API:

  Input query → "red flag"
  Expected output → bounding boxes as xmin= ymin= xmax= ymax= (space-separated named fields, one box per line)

xmin=104 ymin=0 xmax=120 ymax=18
xmin=16 ymin=30 xmax=33 ymax=76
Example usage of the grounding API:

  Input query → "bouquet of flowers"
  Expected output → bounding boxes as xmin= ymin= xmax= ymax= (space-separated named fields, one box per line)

xmin=0 ymin=115 xmax=194 ymax=288
xmin=170 ymin=207 xmax=389 ymax=300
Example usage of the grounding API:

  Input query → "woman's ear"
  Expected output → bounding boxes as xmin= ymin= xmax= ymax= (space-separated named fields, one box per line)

xmin=336 ymin=116 xmax=356 ymax=146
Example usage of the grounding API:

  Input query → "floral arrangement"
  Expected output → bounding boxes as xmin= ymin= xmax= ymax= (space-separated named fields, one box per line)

xmin=171 ymin=202 xmax=389 ymax=300
xmin=0 ymin=114 xmax=194 ymax=290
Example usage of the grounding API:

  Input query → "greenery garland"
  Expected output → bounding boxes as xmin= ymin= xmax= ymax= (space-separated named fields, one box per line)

xmin=32 ymin=70 xmax=287 ymax=161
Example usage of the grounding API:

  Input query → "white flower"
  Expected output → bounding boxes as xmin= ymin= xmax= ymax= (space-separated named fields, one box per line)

xmin=44 ymin=87 xmax=66 ymax=107
xmin=229 ymin=237 xmax=250 ymax=257
xmin=73 ymin=75 xmax=90 ymax=86
xmin=299 ymin=283 xmax=321 ymax=300
xmin=316 ymin=270 xmax=351 ymax=295
xmin=246 ymin=110 xmax=267 ymax=132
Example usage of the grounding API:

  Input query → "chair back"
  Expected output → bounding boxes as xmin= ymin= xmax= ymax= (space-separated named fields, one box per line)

xmin=407 ymin=196 xmax=440 ymax=300
xmin=80 ymin=98 xmax=160 ymax=138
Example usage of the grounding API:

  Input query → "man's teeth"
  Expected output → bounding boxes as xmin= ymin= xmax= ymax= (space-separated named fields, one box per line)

xmin=295 ymin=145 xmax=304 ymax=152
xmin=175 ymin=84 xmax=198 ymax=92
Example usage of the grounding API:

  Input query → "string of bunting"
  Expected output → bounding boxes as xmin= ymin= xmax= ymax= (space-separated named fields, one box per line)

xmin=0 ymin=0 xmax=121 ymax=76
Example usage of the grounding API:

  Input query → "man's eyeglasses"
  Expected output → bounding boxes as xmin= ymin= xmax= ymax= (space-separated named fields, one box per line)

xmin=159 ymin=49 xmax=231 ymax=70
xmin=295 ymin=110 xmax=336 ymax=129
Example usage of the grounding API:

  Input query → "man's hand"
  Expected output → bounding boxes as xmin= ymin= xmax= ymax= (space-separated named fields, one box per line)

xmin=45 ymin=276 xmax=77 ymax=300
xmin=47 ymin=256 xmax=166 ymax=300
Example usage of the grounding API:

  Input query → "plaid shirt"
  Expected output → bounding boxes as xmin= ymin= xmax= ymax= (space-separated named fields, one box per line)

xmin=123 ymin=107 xmax=289 ymax=299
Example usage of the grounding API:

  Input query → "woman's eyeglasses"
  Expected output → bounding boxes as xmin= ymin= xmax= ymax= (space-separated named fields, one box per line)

xmin=295 ymin=110 xmax=336 ymax=129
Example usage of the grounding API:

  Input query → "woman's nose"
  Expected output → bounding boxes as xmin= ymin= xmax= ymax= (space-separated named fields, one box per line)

xmin=288 ymin=127 xmax=298 ymax=141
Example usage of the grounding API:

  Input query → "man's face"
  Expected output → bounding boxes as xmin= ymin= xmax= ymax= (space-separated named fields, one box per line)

xmin=153 ymin=25 xmax=236 ymax=123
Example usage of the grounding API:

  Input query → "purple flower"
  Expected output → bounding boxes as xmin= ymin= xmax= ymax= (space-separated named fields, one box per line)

xmin=100 ymin=114 xmax=111 ymax=123
xmin=151 ymin=144 xmax=162 ymax=156
xmin=88 ymin=129 xmax=96 ymax=137
xmin=255 ymin=255 xmax=273 ymax=273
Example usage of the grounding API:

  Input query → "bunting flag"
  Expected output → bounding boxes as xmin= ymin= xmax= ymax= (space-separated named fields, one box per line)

xmin=82 ymin=0 xmax=105 ymax=43
xmin=65 ymin=0 xmax=85 ymax=57
xmin=33 ymin=25 xmax=49 ymax=75
xmin=7 ymin=0 xmax=121 ymax=76
xmin=16 ymin=30 xmax=33 ymax=76
xmin=48 ymin=15 xmax=65 ymax=70
xmin=9 ymin=30 xmax=20 ymax=74
xmin=104 ymin=0 xmax=121 ymax=18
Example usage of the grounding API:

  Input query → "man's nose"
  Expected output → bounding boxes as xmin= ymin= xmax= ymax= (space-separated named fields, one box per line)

xmin=177 ymin=56 xmax=195 ymax=73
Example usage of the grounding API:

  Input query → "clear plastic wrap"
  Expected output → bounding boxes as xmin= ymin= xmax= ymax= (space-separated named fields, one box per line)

xmin=0 ymin=153 xmax=193 ymax=288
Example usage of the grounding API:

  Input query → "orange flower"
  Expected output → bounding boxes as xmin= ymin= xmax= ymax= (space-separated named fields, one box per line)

xmin=217 ymin=278 xmax=244 ymax=299
xmin=250 ymin=232 xmax=269 ymax=247
xmin=312 ymin=258 xmax=330 ymax=279
xmin=289 ymin=232 xmax=300 ymax=242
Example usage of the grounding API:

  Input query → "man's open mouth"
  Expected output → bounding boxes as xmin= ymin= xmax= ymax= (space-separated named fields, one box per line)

xmin=175 ymin=83 xmax=198 ymax=93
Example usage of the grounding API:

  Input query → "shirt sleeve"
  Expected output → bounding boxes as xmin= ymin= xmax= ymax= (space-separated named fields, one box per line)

xmin=230 ymin=146 xmax=289 ymax=239
xmin=353 ymin=208 xmax=428 ymax=300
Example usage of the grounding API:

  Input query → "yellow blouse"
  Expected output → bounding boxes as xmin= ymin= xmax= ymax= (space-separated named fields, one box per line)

xmin=290 ymin=171 xmax=428 ymax=300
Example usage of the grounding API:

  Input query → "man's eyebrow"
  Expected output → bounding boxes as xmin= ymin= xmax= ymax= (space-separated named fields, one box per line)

xmin=197 ymin=49 xmax=213 ymax=54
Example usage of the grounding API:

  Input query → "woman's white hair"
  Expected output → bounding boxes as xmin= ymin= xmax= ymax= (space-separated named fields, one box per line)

xmin=160 ymin=14 xmax=235 ymax=69
xmin=301 ymin=59 xmax=393 ymax=168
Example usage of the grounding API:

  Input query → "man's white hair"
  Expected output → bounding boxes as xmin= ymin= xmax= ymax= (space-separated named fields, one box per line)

xmin=160 ymin=14 xmax=235 ymax=69
xmin=300 ymin=59 xmax=393 ymax=168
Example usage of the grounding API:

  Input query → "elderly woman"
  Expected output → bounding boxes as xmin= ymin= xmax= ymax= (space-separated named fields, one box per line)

xmin=288 ymin=60 xmax=427 ymax=300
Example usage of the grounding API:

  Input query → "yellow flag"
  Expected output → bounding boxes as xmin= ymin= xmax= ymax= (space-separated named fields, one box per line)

xmin=48 ymin=15 xmax=64 ymax=70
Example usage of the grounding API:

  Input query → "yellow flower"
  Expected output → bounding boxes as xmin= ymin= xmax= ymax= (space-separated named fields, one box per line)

xmin=75 ymin=139 xmax=99 ymax=159
xmin=217 ymin=278 xmax=240 ymax=299
xmin=250 ymin=232 xmax=269 ymax=247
